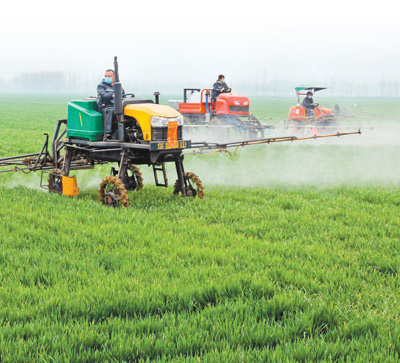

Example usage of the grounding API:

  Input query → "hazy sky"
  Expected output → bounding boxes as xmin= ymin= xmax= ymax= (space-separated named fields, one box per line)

xmin=1 ymin=0 xmax=400 ymax=88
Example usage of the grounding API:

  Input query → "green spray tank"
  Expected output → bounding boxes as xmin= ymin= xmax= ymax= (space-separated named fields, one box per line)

xmin=66 ymin=56 xmax=124 ymax=142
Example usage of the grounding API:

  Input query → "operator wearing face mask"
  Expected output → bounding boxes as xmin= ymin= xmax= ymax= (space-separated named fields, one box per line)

xmin=302 ymin=91 xmax=316 ymax=117
xmin=97 ymin=69 xmax=125 ymax=141
xmin=211 ymin=75 xmax=232 ymax=102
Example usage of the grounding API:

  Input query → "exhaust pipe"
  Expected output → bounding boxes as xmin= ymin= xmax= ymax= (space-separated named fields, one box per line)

xmin=113 ymin=56 xmax=123 ymax=123
xmin=153 ymin=91 xmax=160 ymax=104
xmin=113 ymin=56 xmax=124 ymax=141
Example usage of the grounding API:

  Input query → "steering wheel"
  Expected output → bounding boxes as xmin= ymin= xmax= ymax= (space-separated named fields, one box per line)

xmin=123 ymin=93 xmax=135 ymax=98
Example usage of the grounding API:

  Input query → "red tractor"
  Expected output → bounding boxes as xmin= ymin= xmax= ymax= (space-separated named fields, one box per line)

xmin=176 ymin=88 xmax=271 ymax=139
xmin=287 ymin=85 xmax=341 ymax=134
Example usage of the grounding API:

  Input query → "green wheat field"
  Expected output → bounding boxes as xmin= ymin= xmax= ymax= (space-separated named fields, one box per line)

xmin=0 ymin=95 xmax=399 ymax=362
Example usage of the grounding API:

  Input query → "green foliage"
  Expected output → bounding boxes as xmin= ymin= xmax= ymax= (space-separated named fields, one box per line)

xmin=0 ymin=96 xmax=399 ymax=362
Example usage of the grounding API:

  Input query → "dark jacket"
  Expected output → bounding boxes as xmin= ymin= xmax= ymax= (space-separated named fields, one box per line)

xmin=302 ymin=96 xmax=315 ymax=108
xmin=97 ymin=81 xmax=125 ymax=112
xmin=212 ymin=81 xmax=230 ymax=99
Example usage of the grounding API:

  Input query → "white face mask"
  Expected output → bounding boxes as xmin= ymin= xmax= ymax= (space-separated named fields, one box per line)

xmin=307 ymin=95 xmax=312 ymax=98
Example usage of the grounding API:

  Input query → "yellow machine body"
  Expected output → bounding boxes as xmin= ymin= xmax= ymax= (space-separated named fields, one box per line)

xmin=124 ymin=103 xmax=181 ymax=141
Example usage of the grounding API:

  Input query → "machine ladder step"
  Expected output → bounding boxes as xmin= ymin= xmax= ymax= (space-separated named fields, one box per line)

xmin=153 ymin=163 xmax=168 ymax=187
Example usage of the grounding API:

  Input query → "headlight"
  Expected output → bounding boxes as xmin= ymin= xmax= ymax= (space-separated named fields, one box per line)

xmin=151 ymin=115 xmax=183 ymax=127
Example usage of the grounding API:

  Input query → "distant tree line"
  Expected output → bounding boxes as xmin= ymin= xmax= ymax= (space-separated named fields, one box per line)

xmin=0 ymin=71 xmax=399 ymax=97
xmin=0 ymin=71 xmax=98 ymax=94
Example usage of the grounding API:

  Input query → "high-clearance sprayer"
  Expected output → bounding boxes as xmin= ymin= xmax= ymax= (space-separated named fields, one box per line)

xmin=0 ymin=57 xmax=361 ymax=207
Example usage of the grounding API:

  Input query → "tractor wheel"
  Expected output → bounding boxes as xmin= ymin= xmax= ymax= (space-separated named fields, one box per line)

xmin=183 ymin=115 xmax=194 ymax=125
xmin=248 ymin=128 xmax=260 ymax=140
xmin=124 ymin=164 xmax=144 ymax=191
xmin=48 ymin=169 xmax=63 ymax=194
xmin=173 ymin=172 xmax=204 ymax=199
xmin=98 ymin=176 xmax=129 ymax=208
xmin=209 ymin=116 xmax=224 ymax=126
